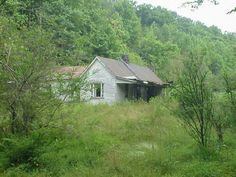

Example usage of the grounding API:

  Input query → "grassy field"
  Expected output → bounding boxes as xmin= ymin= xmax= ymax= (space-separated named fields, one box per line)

xmin=0 ymin=98 xmax=236 ymax=177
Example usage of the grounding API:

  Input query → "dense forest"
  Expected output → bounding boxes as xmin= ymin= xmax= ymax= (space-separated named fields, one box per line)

xmin=1 ymin=0 xmax=236 ymax=77
xmin=0 ymin=0 xmax=236 ymax=176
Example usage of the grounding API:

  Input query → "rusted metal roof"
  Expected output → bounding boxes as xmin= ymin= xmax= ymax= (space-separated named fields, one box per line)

xmin=97 ymin=56 xmax=163 ymax=85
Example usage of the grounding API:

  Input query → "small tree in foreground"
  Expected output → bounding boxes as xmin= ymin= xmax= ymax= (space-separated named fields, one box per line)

xmin=223 ymin=71 xmax=236 ymax=118
xmin=211 ymin=94 xmax=231 ymax=145
xmin=0 ymin=18 xmax=84 ymax=135
xmin=175 ymin=54 xmax=213 ymax=148
xmin=0 ymin=19 xmax=56 ymax=134
xmin=208 ymin=70 xmax=235 ymax=146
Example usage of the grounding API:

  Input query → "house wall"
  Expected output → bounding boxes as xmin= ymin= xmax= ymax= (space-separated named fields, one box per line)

xmin=80 ymin=58 xmax=163 ymax=104
xmin=80 ymin=59 xmax=118 ymax=104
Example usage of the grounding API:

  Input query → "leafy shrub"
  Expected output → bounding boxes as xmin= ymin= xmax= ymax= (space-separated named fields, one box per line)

xmin=0 ymin=135 xmax=43 ymax=171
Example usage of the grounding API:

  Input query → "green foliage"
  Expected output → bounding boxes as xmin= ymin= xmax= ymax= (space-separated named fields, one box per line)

xmin=1 ymin=0 xmax=236 ymax=176
xmin=175 ymin=50 xmax=213 ymax=147
xmin=0 ymin=127 xmax=114 ymax=176
xmin=138 ymin=25 xmax=180 ymax=79
xmin=0 ymin=17 xmax=64 ymax=134
xmin=211 ymin=93 xmax=233 ymax=144
xmin=0 ymin=100 xmax=236 ymax=176
xmin=184 ymin=0 xmax=236 ymax=14
xmin=1 ymin=0 xmax=236 ymax=71
xmin=0 ymin=135 xmax=42 ymax=170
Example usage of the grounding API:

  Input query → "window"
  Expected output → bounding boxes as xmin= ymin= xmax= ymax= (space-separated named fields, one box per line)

xmin=91 ymin=83 xmax=104 ymax=98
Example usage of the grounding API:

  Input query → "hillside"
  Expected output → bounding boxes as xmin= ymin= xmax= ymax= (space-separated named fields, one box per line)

xmin=1 ymin=0 xmax=236 ymax=79
xmin=0 ymin=0 xmax=236 ymax=176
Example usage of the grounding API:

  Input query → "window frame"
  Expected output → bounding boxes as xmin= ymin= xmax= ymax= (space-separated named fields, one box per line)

xmin=91 ymin=82 xmax=104 ymax=99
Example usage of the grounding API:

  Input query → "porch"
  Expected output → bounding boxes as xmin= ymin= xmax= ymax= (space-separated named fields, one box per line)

xmin=117 ymin=83 xmax=162 ymax=102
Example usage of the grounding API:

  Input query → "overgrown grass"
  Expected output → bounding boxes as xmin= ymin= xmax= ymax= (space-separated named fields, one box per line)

xmin=0 ymin=97 xmax=236 ymax=177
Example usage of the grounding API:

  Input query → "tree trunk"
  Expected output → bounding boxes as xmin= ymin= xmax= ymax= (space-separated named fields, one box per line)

xmin=216 ymin=124 xmax=224 ymax=145
xmin=10 ymin=104 xmax=17 ymax=134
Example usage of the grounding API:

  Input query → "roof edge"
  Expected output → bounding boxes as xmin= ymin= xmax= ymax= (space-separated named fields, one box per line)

xmin=79 ymin=56 xmax=98 ymax=78
xmin=96 ymin=56 xmax=119 ymax=78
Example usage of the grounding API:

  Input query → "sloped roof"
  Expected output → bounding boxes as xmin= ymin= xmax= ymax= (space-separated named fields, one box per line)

xmin=97 ymin=56 xmax=163 ymax=85
xmin=128 ymin=63 xmax=163 ymax=85
xmin=55 ymin=66 xmax=86 ymax=77
xmin=98 ymin=56 xmax=134 ymax=78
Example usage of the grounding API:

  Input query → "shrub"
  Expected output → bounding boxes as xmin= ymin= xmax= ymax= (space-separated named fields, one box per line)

xmin=0 ymin=134 xmax=44 ymax=171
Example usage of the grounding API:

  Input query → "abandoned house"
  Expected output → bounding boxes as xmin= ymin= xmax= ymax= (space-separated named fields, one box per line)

xmin=79 ymin=56 xmax=164 ymax=104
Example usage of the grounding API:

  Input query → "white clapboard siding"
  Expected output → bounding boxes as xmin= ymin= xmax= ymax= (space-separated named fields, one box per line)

xmin=80 ymin=59 xmax=119 ymax=104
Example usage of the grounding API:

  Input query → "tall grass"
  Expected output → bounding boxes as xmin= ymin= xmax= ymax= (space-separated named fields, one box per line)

xmin=0 ymin=97 xmax=236 ymax=177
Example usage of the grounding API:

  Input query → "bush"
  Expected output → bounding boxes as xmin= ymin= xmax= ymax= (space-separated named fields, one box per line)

xmin=0 ymin=135 xmax=43 ymax=171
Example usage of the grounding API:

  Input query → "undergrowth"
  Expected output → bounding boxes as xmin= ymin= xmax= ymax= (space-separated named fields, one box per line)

xmin=0 ymin=97 xmax=236 ymax=177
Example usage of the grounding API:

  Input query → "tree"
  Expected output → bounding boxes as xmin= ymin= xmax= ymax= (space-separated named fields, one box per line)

xmin=223 ymin=71 xmax=236 ymax=121
xmin=211 ymin=94 xmax=231 ymax=145
xmin=0 ymin=18 xmax=79 ymax=134
xmin=138 ymin=25 xmax=179 ymax=80
xmin=208 ymin=70 xmax=236 ymax=146
xmin=175 ymin=51 xmax=213 ymax=147
xmin=114 ymin=0 xmax=142 ymax=49
xmin=184 ymin=0 xmax=236 ymax=13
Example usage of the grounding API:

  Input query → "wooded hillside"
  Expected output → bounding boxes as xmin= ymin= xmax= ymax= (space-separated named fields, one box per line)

xmin=0 ymin=1 xmax=236 ymax=176
xmin=1 ymin=0 xmax=236 ymax=79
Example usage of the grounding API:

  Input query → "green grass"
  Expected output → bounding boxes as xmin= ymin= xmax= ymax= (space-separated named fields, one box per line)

xmin=0 ymin=97 xmax=236 ymax=177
